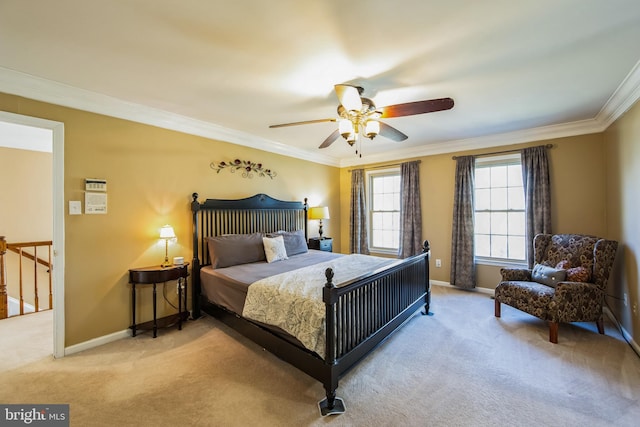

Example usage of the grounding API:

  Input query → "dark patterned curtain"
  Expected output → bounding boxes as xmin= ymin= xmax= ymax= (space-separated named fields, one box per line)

xmin=450 ymin=156 xmax=476 ymax=289
xmin=522 ymin=146 xmax=552 ymax=268
xmin=399 ymin=161 xmax=422 ymax=258
xmin=350 ymin=169 xmax=369 ymax=254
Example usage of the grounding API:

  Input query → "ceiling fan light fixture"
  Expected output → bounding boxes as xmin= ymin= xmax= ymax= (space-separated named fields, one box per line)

xmin=339 ymin=119 xmax=354 ymax=139
xmin=365 ymin=120 xmax=380 ymax=139
xmin=270 ymin=84 xmax=454 ymax=153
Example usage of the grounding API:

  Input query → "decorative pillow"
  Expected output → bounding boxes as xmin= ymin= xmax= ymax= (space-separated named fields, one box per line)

xmin=207 ymin=233 xmax=266 ymax=269
xmin=566 ymin=266 xmax=591 ymax=282
xmin=555 ymin=260 xmax=591 ymax=282
xmin=268 ymin=230 xmax=308 ymax=256
xmin=532 ymin=263 xmax=567 ymax=288
xmin=555 ymin=260 xmax=572 ymax=270
xmin=262 ymin=235 xmax=289 ymax=263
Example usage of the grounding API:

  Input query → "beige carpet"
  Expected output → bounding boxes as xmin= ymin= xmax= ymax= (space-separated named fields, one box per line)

xmin=0 ymin=308 xmax=52 ymax=371
xmin=1 ymin=286 xmax=639 ymax=426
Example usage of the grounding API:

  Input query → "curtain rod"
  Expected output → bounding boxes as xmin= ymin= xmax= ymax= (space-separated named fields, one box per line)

xmin=451 ymin=144 xmax=553 ymax=160
xmin=348 ymin=160 xmax=421 ymax=173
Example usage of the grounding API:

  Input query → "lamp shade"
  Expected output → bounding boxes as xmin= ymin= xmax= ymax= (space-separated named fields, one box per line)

xmin=159 ymin=224 xmax=176 ymax=239
xmin=308 ymin=206 xmax=330 ymax=220
xmin=365 ymin=120 xmax=380 ymax=139
xmin=339 ymin=119 xmax=354 ymax=139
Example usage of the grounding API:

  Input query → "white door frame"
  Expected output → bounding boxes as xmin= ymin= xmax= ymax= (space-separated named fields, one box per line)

xmin=0 ymin=110 xmax=65 ymax=358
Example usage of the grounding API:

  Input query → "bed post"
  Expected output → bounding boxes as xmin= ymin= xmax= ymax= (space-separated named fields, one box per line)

xmin=422 ymin=240 xmax=432 ymax=316
xmin=319 ymin=267 xmax=345 ymax=416
xmin=191 ymin=193 xmax=202 ymax=319
xmin=303 ymin=197 xmax=309 ymax=243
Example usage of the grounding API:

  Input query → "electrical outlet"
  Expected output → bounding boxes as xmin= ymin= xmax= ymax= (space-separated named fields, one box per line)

xmin=623 ymin=293 xmax=628 ymax=307
xmin=633 ymin=302 xmax=638 ymax=316
xmin=435 ymin=259 xmax=442 ymax=268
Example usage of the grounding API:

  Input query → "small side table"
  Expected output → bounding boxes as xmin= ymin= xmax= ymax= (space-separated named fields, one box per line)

xmin=308 ymin=237 xmax=333 ymax=252
xmin=128 ymin=263 xmax=189 ymax=338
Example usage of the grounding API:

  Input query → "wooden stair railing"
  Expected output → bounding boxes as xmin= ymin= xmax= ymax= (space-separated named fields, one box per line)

xmin=0 ymin=236 xmax=6 ymax=319
xmin=0 ymin=236 xmax=53 ymax=319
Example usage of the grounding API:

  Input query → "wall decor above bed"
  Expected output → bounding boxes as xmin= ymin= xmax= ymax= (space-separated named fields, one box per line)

xmin=210 ymin=159 xmax=277 ymax=179
xmin=191 ymin=192 xmax=431 ymax=416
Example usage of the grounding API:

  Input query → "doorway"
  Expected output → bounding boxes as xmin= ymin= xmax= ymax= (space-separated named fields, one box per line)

xmin=0 ymin=111 xmax=64 ymax=358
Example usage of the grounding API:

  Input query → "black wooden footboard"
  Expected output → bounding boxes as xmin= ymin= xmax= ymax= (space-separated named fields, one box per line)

xmin=191 ymin=193 xmax=430 ymax=415
xmin=321 ymin=244 xmax=429 ymax=413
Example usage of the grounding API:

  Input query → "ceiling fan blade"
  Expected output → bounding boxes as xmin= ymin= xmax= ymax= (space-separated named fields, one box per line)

xmin=334 ymin=84 xmax=362 ymax=112
xmin=269 ymin=118 xmax=336 ymax=128
xmin=378 ymin=122 xmax=408 ymax=142
xmin=380 ymin=97 xmax=454 ymax=118
xmin=319 ymin=129 xmax=340 ymax=149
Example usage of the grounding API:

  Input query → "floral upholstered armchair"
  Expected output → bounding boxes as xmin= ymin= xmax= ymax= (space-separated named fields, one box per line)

xmin=494 ymin=234 xmax=618 ymax=343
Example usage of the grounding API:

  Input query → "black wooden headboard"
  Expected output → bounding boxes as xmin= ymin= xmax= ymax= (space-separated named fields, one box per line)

xmin=190 ymin=193 xmax=308 ymax=318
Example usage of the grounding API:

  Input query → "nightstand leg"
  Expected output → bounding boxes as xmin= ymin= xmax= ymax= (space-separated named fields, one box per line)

xmin=178 ymin=278 xmax=183 ymax=331
xmin=152 ymin=283 xmax=157 ymax=338
xmin=131 ymin=283 xmax=137 ymax=337
xmin=184 ymin=275 xmax=188 ymax=320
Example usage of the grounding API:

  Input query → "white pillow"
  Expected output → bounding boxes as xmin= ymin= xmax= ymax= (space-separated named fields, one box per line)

xmin=262 ymin=235 xmax=288 ymax=263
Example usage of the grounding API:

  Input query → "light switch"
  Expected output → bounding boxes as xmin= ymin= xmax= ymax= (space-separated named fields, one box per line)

xmin=69 ymin=200 xmax=82 ymax=215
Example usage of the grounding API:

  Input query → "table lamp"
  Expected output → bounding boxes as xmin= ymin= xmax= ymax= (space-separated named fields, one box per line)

xmin=308 ymin=206 xmax=330 ymax=239
xmin=159 ymin=224 xmax=176 ymax=267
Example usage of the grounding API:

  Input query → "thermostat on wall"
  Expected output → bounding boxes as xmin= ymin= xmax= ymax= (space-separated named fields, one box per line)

xmin=85 ymin=178 xmax=107 ymax=192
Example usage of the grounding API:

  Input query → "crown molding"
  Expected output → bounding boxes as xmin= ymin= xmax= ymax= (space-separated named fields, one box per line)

xmin=596 ymin=59 xmax=640 ymax=128
xmin=0 ymin=67 xmax=341 ymax=167
xmin=341 ymin=60 xmax=640 ymax=167
xmin=339 ymin=118 xmax=605 ymax=167
xmin=3 ymin=60 xmax=639 ymax=170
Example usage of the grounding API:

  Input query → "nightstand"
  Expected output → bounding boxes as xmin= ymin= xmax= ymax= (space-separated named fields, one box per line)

xmin=128 ymin=263 xmax=189 ymax=338
xmin=308 ymin=237 xmax=333 ymax=252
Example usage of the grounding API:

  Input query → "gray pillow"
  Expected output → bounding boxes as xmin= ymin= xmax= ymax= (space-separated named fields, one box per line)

xmin=532 ymin=263 xmax=567 ymax=287
xmin=207 ymin=233 xmax=266 ymax=268
xmin=267 ymin=230 xmax=308 ymax=256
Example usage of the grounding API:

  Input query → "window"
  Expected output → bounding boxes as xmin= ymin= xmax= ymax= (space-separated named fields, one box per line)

xmin=474 ymin=155 xmax=525 ymax=261
xmin=367 ymin=169 xmax=401 ymax=253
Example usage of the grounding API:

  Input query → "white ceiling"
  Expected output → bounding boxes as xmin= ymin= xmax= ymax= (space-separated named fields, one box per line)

xmin=1 ymin=0 xmax=640 ymax=166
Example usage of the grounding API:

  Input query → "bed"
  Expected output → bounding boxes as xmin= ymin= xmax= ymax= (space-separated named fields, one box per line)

xmin=191 ymin=193 xmax=431 ymax=415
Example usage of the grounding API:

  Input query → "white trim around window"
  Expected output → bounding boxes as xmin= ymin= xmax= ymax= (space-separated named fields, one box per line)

xmin=366 ymin=167 xmax=401 ymax=254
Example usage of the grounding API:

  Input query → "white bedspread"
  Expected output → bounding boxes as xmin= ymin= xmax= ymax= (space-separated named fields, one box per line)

xmin=241 ymin=254 xmax=393 ymax=358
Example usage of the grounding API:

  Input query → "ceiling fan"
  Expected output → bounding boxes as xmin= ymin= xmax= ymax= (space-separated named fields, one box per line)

xmin=269 ymin=84 xmax=454 ymax=151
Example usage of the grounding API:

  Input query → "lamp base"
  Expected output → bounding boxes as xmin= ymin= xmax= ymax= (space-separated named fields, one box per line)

xmin=161 ymin=240 xmax=172 ymax=267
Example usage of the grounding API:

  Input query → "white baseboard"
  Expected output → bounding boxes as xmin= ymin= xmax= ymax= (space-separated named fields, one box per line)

xmin=603 ymin=307 xmax=640 ymax=356
xmin=431 ymin=280 xmax=495 ymax=296
xmin=64 ymin=329 xmax=130 ymax=357
xmin=62 ymin=287 xmax=637 ymax=359
xmin=60 ymin=282 xmax=477 ymax=357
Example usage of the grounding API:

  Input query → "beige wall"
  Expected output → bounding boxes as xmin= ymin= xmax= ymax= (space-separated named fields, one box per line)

xmin=339 ymin=133 xmax=607 ymax=289
xmin=0 ymin=92 xmax=340 ymax=346
xmin=604 ymin=100 xmax=640 ymax=346
xmin=0 ymin=147 xmax=53 ymax=241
